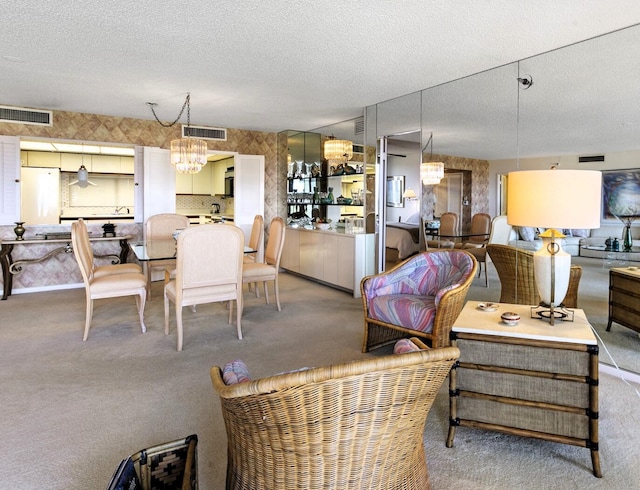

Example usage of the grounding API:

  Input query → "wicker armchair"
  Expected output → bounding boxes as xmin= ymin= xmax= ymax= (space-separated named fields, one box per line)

xmin=211 ymin=345 xmax=460 ymax=490
xmin=361 ymin=250 xmax=477 ymax=351
xmin=486 ymin=244 xmax=582 ymax=307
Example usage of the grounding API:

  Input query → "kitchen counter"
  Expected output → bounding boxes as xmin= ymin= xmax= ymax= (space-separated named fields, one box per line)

xmin=60 ymin=214 xmax=135 ymax=222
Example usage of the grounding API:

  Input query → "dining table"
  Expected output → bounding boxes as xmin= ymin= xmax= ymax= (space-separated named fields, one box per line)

xmin=130 ymin=239 xmax=256 ymax=295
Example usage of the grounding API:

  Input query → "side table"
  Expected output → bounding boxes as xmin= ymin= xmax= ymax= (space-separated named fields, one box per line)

xmin=607 ymin=266 xmax=640 ymax=334
xmin=447 ymin=301 xmax=601 ymax=477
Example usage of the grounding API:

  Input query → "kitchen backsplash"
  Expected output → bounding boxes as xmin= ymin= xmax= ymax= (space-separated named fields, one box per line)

xmin=176 ymin=195 xmax=233 ymax=214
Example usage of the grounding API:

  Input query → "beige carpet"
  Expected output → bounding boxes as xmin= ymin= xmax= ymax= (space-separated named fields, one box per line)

xmin=0 ymin=258 xmax=638 ymax=489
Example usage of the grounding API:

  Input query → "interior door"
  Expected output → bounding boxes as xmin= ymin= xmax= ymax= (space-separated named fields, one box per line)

xmin=0 ymin=135 xmax=20 ymax=225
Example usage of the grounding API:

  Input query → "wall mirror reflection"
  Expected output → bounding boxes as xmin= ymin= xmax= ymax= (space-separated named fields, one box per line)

xmin=386 ymin=176 xmax=405 ymax=207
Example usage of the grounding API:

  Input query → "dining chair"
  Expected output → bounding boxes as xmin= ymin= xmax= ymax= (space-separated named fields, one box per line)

xmin=465 ymin=215 xmax=512 ymax=287
xmin=242 ymin=217 xmax=286 ymax=311
xmin=144 ymin=213 xmax=190 ymax=299
xmin=76 ymin=218 xmax=142 ymax=277
xmin=425 ymin=212 xmax=458 ymax=249
xmin=456 ymin=212 xmax=491 ymax=248
xmin=71 ymin=221 xmax=147 ymax=341
xmin=243 ymin=214 xmax=264 ymax=264
xmin=164 ymin=224 xmax=245 ymax=351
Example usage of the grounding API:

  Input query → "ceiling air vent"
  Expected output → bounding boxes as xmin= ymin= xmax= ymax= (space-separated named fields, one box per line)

xmin=354 ymin=117 xmax=365 ymax=135
xmin=183 ymin=125 xmax=227 ymax=141
xmin=353 ymin=144 xmax=364 ymax=154
xmin=578 ymin=155 xmax=605 ymax=163
xmin=0 ymin=105 xmax=52 ymax=126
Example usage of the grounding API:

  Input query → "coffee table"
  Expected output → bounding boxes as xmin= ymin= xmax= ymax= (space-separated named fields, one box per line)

xmin=447 ymin=301 xmax=601 ymax=477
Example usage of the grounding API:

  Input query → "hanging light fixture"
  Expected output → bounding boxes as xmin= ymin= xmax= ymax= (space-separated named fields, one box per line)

xmin=147 ymin=93 xmax=208 ymax=174
xmin=421 ymin=133 xmax=444 ymax=185
xmin=69 ymin=144 xmax=96 ymax=187
xmin=324 ymin=136 xmax=353 ymax=165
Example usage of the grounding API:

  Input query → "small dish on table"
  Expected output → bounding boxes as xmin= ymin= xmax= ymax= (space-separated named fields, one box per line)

xmin=477 ymin=302 xmax=498 ymax=312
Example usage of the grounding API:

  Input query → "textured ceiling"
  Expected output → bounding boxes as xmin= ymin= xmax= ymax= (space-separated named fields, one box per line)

xmin=2 ymin=1 xmax=640 ymax=159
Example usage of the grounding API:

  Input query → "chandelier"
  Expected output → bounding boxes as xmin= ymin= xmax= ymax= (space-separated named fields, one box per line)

xmin=324 ymin=136 xmax=353 ymax=165
xmin=421 ymin=133 xmax=444 ymax=185
xmin=147 ymin=93 xmax=208 ymax=174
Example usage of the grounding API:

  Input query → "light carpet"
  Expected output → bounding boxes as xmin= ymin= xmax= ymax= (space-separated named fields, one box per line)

xmin=0 ymin=257 xmax=638 ymax=489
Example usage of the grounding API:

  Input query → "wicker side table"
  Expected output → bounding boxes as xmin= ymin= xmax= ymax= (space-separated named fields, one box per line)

xmin=447 ymin=301 xmax=601 ymax=478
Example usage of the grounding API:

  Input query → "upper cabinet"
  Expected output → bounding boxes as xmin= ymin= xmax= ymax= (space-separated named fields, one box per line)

xmin=21 ymin=151 xmax=134 ymax=174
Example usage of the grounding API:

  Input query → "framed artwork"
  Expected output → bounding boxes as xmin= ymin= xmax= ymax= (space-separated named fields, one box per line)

xmin=601 ymin=169 xmax=640 ymax=221
xmin=386 ymin=175 xmax=405 ymax=207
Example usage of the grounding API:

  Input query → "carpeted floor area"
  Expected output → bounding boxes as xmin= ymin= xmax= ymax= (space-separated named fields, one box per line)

xmin=0 ymin=256 xmax=638 ymax=489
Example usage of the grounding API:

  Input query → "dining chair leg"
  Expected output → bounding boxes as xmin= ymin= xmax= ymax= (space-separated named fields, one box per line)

xmin=145 ymin=263 xmax=152 ymax=300
xmin=176 ymin=305 xmax=184 ymax=351
xmin=136 ymin=292 xmax=147 ymax=333
xmin=227 ymin=300 xmax=234 ymax=324
xmin=236 ymin=297 xmax=243 ymax=340
xmin=163 ymin=293 xmax=170 ymax=336
xmin=274 ymin=277 xmax=281 ymax=311
xmin=263 ymin=282 xmax=270 ymax=305
xmin=82 ymin=296 xmax=94 ymax=341
xmin=484 ymin=263 xmax=489 ymax=287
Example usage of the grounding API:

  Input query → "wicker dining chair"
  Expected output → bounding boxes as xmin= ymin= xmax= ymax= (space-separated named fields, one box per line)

xmin=486 ymin=243 xmax=582 ymax=308
xmin=211 ymin=345 xmax=460 ymax=490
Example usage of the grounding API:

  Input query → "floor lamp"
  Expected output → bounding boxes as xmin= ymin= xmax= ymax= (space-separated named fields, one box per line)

xmin=507 ymin=169 xmax=601 ymax=325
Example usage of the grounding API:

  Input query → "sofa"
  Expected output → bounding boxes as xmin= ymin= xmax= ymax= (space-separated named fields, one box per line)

xmin=509 ymin=224 xmax=640 ymax=261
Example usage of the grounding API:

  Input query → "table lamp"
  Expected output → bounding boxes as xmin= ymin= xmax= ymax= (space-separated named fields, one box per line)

xmin=507 ymin=169 xmax=601 ymax=324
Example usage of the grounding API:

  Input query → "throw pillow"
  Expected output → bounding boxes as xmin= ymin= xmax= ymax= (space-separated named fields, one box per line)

xmin=571 ymin=229 xmax=589 ymax=238
xmin=518 ymin=226 xmax=537 ymax=242
xmin=222 ymin=359 xmax=251 ymax=385
xmin=393 ymin=338 xmax=421 ymax=354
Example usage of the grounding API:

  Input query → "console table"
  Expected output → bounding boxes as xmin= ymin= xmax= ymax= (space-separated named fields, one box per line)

xmin=0 ymin=235 xmax=131 ymax=300
xmin=447 ymin=301 xmax=601 ymax=477
xmin=607 ymin=266 xmax=640 ymax=334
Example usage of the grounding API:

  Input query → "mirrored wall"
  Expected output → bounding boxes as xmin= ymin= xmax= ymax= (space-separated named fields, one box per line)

xmin=365 ymin=23 xmax=640 ymax=373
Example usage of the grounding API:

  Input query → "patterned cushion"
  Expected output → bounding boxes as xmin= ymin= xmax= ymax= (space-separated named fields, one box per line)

xmin=393 ymin=338 xmax=422 ymax=354
xmin=222 ymin=360 xmax=251 ymax=385
xmin=363 ymin=251 xmax=475 ymax=335
xmin=370 ymin=294 xmax=436 ymax=333
xmin=518 ymin=226 xmax=537 ymax=241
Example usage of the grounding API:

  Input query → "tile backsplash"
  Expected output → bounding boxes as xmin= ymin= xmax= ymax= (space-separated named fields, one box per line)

xmin=176 ymin=195 xmax=233 ymax=214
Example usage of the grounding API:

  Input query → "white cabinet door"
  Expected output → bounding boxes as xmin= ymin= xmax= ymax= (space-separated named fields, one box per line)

xmin=142 ymin=147 xmax=175 ymax=224
xmin=0 ymin=136 xmax=20 ymax=225
xmin=192 ymin=163 xmax=212 ymax=195
xmin=234 ymin=154 xmax=264 ymax=236
xmin=281 ymin=227 xmax=300 ymax=272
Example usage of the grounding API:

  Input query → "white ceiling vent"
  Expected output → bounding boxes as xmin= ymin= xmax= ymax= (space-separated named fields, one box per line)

xmin=354 ymin=117 xmax=365 ymax=135
xmin=353 ymin=144 xmax=364 ymax=154
xmin=183 ymin=125 xmax=227 ymax=141
xmin=0 ymin=105 xmax=52 ymax=126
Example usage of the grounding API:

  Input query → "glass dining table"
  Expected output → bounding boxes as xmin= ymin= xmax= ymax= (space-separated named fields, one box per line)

xmin=130 ymin=240 xmax=255 ymax=262
xmin=130 ymin=239 xmax=256 ymax=296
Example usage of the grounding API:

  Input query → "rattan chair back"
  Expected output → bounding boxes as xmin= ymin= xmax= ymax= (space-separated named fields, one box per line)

xmin=486 ymin=243 xmax=581 ymax=308
xmin=211 ymin=346 xmax=460 ymax=490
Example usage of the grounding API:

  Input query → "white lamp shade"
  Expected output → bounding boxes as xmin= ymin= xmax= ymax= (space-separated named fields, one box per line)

xmin=507 ymin=169 xmax=601 ymax=309
xmin=507 ymin=170 xmax=602 ymax=229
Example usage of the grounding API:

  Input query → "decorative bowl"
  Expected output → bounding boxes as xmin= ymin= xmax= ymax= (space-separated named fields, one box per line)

xmin=316 ymin=223 xmax=331 ymax=230
xmin=477 ymin=302 xmax=498 ymax=312
xmin=336 ymin=197 xmax=353 ymax=205
xmin=320 ymin=198 xmax=333 ymax=204
xmin=501 ymin=311 xmax=521 ymax=326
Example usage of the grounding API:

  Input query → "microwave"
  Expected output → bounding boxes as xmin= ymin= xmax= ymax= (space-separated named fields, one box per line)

xmin=224 ymin=167 xmax=234 ymax=197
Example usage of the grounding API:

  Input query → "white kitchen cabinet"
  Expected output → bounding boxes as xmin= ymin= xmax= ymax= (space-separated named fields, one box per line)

xmin=175 ymin=171 xmax=193 ymax=194
xmin=192 ymin=163 xmax=212 ymax=194
xmin=120 ymin=156 xmax=134 ymax=174
xmin=61 ymin=153 xmax=87 ymax=172
xmin=281 ymin=227 xmax=374 ymax=298
xmin=22 ymin=151 xmax=61 ymax=168
xmin=92 ymin=154 xmax=122 ymax=173
xmin=211 ymin=159 xmax=227 ymax=195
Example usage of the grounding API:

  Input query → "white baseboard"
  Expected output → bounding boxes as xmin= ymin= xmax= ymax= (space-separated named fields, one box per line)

xmin=4 ymin=283 xmax=84 ymax=296
xmin=599 ymin=362 xmax=640 ymax=385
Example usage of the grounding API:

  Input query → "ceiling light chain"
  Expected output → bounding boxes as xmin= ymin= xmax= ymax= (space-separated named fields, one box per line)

xmin=147 ymin=93 xmax=208 ymax=174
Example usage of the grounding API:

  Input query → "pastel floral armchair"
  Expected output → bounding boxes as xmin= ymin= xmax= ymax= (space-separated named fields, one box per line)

xmin=361 ymin=250 xmax=477 ymax=351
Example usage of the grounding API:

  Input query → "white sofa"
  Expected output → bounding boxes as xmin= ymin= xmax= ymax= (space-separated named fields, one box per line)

xmin=509 ymin=224 xmax=640 ymax=260
xmin=508 ymin=227 xmax=582 ymax=256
